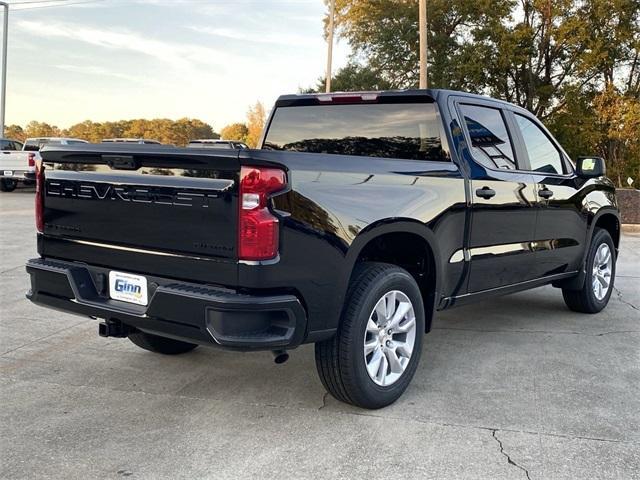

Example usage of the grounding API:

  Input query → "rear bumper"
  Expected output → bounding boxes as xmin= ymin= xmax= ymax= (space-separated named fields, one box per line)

xmin=1 ymin=170 xmax=35 ymax=181
xmin=25 ymin=258 xmax=307 ymax=351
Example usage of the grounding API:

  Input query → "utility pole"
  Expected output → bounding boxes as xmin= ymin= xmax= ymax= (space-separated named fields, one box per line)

xmin=419 ymin=0 xmax=428 ymax=89
xmin=325 ymin=0 xmax=335 ymax=93
xmin=0 ymin=2 xmax=7 ymax=137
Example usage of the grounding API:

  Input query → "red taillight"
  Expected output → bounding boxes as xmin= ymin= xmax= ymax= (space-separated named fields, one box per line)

xmin=35 ymin=161 xmax=44 ymax=233
xmin=28 ymin=153 xmax=36 ymax=168
xmin=238 ymin=166 xmax=286 ymax=261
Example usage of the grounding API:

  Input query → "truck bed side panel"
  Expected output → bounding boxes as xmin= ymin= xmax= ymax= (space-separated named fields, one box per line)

xmin=239 ymin=149 xmax=467 ymax=333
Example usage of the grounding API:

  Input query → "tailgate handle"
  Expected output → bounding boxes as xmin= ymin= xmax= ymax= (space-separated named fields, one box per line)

xmin=104 ymin=155 xmax=138 ymax=170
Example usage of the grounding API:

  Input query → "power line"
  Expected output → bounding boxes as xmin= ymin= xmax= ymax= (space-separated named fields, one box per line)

xmin=10 ymin=0 xmax=68 ymax=4
xmin=12 ymin=0 xmax=104 ymax=10
xmin=10 ymin=0 xmax=92 ymax=4
xmin=10 ymin=0 xmax=316 ymax=7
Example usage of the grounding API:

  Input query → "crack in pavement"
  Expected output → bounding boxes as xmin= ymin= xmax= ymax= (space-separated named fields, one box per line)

xmin=318 ymin=391 xmax=329 ymax=410
xmin=613 ymin=286 xmax=640 ymax=311
xmin=491 ymin=429 xmax=532 ymax=480
xmin=3 ymin=375 xmax=638 ymax=447
xmin=0 ymin=320 xmax=92 ymax=358
xmin=0 ymin=265 xmax=24 ymax=275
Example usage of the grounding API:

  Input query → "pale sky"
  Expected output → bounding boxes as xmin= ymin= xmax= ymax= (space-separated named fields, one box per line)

xmin=3 ymin=0 xmax=351 ymax=131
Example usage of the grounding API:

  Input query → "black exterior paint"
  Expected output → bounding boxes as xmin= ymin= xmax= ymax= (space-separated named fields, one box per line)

xmin=26 ymin=89 xmax=619 ymax=350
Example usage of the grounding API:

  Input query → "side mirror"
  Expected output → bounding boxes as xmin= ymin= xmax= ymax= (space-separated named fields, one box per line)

xmin=576 ymin=156 xmax=606 ymax=178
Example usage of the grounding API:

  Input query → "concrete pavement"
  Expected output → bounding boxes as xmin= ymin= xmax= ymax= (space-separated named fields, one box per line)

xmin=1 ymin=188 xmax=638 ymax=479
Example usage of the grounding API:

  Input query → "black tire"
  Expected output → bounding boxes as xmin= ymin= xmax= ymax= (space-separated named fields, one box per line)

xmin=0 ymin=179 xmax=17 ymax=192
xmin=128 ymin=331 xmax=198 ymax=355
xmin=315 ymin=262 xmax=425 ymax=409
xmin=563 ymin=228 xmax=616 ymax=313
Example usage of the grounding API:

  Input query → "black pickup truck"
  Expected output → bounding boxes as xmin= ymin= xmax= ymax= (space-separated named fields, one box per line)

xmin=26 ymin=89 xmax=619 ymax=409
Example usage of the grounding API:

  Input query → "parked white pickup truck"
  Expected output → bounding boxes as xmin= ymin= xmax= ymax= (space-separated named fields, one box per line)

xmin=1 ymin=137 xmax=88 ymax=191
xmin=1 ymin=138 xmax=34 ymax=192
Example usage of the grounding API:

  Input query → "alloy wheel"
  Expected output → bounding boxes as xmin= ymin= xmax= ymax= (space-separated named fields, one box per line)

xmin=592 ymin=243 xmax=613 ymax=301
xmin=363 ymin=290 xmax=417 ymax=386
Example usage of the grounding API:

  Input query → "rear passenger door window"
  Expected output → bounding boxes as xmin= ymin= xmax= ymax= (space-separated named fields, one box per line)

xmin=459 ymin=104 xmax=517 ymax=170
xmin=514 ymin=114 xmax=564 ymax=174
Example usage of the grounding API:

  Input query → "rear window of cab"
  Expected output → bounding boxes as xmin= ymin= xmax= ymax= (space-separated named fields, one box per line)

xmin=263 ymin=102 xmax=449 ymax=162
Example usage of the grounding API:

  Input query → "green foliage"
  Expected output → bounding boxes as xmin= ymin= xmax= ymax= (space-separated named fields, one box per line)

xmin=324 ymin=0 xmax=640 ymax=186
xmin=328 ymin=0 xmax=514 ymax=89
xmin=114 ymin=118 xmax=216 ymax=146
xmin=14 ymin=118 xmax=217 ymax=147
xmin=304 ymin=62 xmax=392 ymax=93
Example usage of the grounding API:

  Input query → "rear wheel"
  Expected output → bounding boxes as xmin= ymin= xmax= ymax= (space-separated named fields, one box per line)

xmin=0 ymin=179 xmax=17 ymax=192
xmin=128 ymin=331 xmax=198 ymax=355
xmin=315 ymin=262 xmax=425 ymax=409
xmin=563 ymin=228 xmax=616 ymax=313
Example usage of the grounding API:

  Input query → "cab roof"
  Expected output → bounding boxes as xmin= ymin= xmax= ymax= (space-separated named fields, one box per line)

xmin=275 ymin=89 xmax=514 ymax=109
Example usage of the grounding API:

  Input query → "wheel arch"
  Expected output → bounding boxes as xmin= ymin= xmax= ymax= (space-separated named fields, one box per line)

xmin=590 ymin=209 xmax=621 ymax=252
xmin=555 ymin=207 xmax=621 ymax=291
xmin=344 ymin=219 xmax=442 ymax=333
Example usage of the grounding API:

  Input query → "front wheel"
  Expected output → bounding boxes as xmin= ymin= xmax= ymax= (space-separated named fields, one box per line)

xmin=315 ymin=262 xmax=425 ymax=409
xmin=563 ymin=228 xmax=616 ymax=313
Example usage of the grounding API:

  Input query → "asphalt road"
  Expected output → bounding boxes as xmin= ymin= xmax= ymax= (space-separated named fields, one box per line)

xmin=1 ymin=188 xmax=639 ymax=480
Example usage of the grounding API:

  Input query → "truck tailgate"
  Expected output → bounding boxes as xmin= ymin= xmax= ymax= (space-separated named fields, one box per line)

xmin=39 ymin=145 xmax=240 ymax=284
xmin=1 ymin=151 xmax=31 ymax=172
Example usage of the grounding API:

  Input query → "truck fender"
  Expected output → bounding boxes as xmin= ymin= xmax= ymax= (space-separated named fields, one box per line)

xmin=340 ymin=219 xmax=443 ymax=332
xmin=554 ymin=207 xmax=620 ymax=291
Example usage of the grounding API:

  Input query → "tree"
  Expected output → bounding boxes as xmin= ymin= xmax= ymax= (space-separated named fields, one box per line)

xmin=576 ymin=0 xmax=640 ymax=93
xmin=324 ymin=0 xmax=640 ymax=186
xmin=304 ymin=62 xmax=392 ymax=93
xmin=24 ymin=121 xmax=61 ymax=138
xmin=245 ymin=102 xmax=266 ymax=148
xmin=59 ymin=118 xmax=217 ymax=146
xmin=4 ymin=125 xmax=25 ymax=142
xmin=327 ymin=0 xmax=513 ymax=89
xmin=220 ymin=123 xmax=249 ymax=142
xmin=156 ymin=118 xmax=217 ymax=146
xmin=592 ymin=87 xmax=640 ymax=186
xmin=66 ymin=120 xmax=108 ymax=143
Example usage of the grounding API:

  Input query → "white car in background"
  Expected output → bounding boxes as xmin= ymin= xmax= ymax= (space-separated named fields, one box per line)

xmin=1 ymin=138 xmax=33 ymax=192
xmin=23 ymin=137 xmax=89 ymax=151
xmin=1 ymin=137 xmax=88 ymax=192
